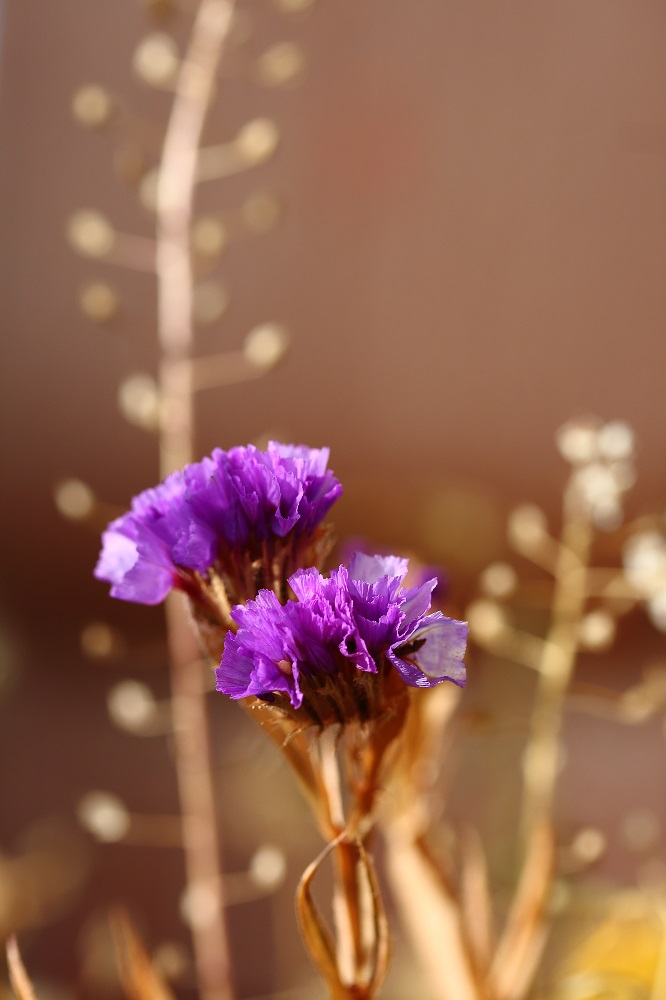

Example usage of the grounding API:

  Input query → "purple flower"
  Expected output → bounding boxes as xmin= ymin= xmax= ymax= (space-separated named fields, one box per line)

xmin=95 ymin=443 xmax=342 ymax=606
xmin=216 ymin=553 xmax=468 ymax=723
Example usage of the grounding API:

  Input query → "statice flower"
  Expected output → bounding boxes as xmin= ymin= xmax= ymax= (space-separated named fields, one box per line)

xmin=217 ymin=552 xmax=468 ymax=726
xmin=95 ymin=443 xmax=342 ymax=612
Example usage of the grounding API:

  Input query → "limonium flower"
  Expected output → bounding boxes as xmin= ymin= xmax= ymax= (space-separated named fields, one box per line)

xmin=94 ymin=443 xmax=342 ymax=608
xmin=217 ymin=552 xmax=468 ymax=726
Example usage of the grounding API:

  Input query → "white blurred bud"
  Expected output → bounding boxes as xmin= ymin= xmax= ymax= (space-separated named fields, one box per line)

xmin=244 ymin=323 xmax=289 ymax=370
xmin=78 ymin=792 xmax=130 ymax=842
xmin=479 ymin=562 xmax=517 ymax=599
xmin=107 ymin=681 xmax=157 ymax=732
xmin=578 ymin=610 xmax=616 ymax=651
xmin=249 ymin=845 xmax=286 ymax=889
xmin=72 ymin=85 xmax=114 ymax=128
xmin=597 ymin=421 xmax=634 ymax=461
xmin=556 ymin=419 xmax=599 ymax=464
xmin=624 ymin=532 xmax=666 ymax=596
xmin=507 ymin=504 xmax=548 ymax=550
xmin=54 ymin=479 xmax=95 ymax=520
xmin=236 ymin=118 xmax=279 ymax=164
xmin=133 ymin=34 xmax=179 ymax=88
xmin=574 ymin=463 xmax=618 ymax=506
xmin=180 ymin=881 xmax=219 ymax=929
xmin=118 ymin=373 xmax=161 ymax=430
xmin=572 ymin=463 xmax=624 ymax=530
xmin=570 ymin=827 xmax=606 ymax=864
xmin=256 ymin=42 xmax=306 ymax=88
xmin=466 ymin=600 xmax=507 ymax=643
xmin=67 ymin=210 xmax=115 ymax=258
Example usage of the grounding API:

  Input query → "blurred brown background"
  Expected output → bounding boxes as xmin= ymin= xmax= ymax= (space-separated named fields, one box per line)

xmin=1 ymin=1 xmax=666 ymax=997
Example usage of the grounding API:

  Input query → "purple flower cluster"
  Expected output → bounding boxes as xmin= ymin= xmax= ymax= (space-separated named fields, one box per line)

xmin=217 ymin=552 xmax=468 ymax=721
xmin=94 ymin=443 xmax=342 ymax=605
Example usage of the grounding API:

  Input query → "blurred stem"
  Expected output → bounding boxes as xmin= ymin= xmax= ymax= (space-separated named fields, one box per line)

xmin=156 ymin=3 xmax=235 ymax=1000
xmin=520 ymin=483 xmax=593 ymax=839
xmin=320 ymin=731 xmax=390 ymax=999
xmin=487 ymin=485 xmax=592 ymax=1000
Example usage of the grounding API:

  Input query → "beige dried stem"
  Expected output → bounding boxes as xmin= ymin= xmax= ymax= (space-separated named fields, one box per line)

xmin=381 ymin=685 xmax=484 ymax=1000
xmin=296 ymin=835 xmax=389 ymax=1000
xmin=6 ymin=937 xmax=38 ymax=1000
xmin=246 ymin=695 xmax=406 ymax=999
xmin=154 ymin=3 xmax=236 ymax=1000
xmin=380 ymin=440 xmax=615 ymax=1000
xmin=488 ymin=476 xmax=595 ymax=1000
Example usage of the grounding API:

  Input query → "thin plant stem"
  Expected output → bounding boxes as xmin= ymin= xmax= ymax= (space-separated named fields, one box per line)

xmin=488 ymin=483 xmax=594 ymax=1000
xmin=520 ymin=483 xmax=593 ymax=840
xmin=155 ymin=4 xmax=236 ymax=1000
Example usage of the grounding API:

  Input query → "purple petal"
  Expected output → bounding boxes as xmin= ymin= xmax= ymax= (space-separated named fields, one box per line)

xmin=398 ymin=578 xmax=437 ymax=634
xmin=216 ymin=631 xmax=302 ymax=707
xmin=388 ymin=613 xmax=468 ymax=689
xmin=95 ymin=523 xmax=139 ymax=585
xmin=95 ymin=519 xmax=176 ymax=605
xmin=348 ymin=551 xmax=409 ymax=585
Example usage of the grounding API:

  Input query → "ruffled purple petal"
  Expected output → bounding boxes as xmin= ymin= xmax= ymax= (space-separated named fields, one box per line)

xmin=220 ymin=591 xmax=304 ymax=707
xmin=337 ymin=627 xmax=377 ymax=673
xmin=398 ymin=578 xmax=438 ymax=635
xmin=94 ymin=521 xmax=139 ymax=586
xmin=94 ymin=517 xmax=177 ymax=605
xmin=216 ymin=631 xmax=302 ymax=707
xmin=388 ymin=612 xmax=468 ymax=689
xmin=289 ymin=566 xmax=323 ymax=602
xmin=97 ymin=442 xmax=342 ymax=606
xmin=217 ymin=555 xmax=468 ymax=711
xmin=348 ymin=551 xmax=409 ymax=585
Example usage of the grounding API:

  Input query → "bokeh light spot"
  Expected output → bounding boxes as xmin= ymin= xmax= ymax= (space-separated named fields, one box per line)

xmin=54 ymin=479 xmax=95 ymax=520
xmin=67 ymin=211 xmax=115 ymax=258
xmin=244 ymin=323 xmax=289 ymax=370
xmin=133 ymin=34 xmax=179 ymax=88
xmin=78 ymin=792 xmax=130 ymax=843
xmin=71 ymin=85 xmax=114 ymax=128
xmin=79 ymin=282 xmax=119 ymax=323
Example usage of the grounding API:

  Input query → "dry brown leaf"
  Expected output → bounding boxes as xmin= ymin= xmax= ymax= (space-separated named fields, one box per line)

xmin=297 ymin=837 xmax=389 ymax=1000
xmin=5 ymin=937 xmax=38 ymax=1000
xmin=355 ymin=841 xmax=390 ymax=998
xmin=110 ymin=911 xmax=177 ymax=1000
xmin=295 ymin=842 xmax=347 ymax=1000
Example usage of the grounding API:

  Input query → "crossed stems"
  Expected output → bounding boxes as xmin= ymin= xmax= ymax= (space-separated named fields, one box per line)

xmin=250 ymin=699 xmax=408 ymax=1000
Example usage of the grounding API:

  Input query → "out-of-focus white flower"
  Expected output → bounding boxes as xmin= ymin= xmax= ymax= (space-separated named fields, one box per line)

xmin=556 ymin=418 xmax=635 ymax=530
xmin=624 ymin=532 xmax=666 ymax=595
xmin=624 ymin=531 xmax=666 ymax=632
